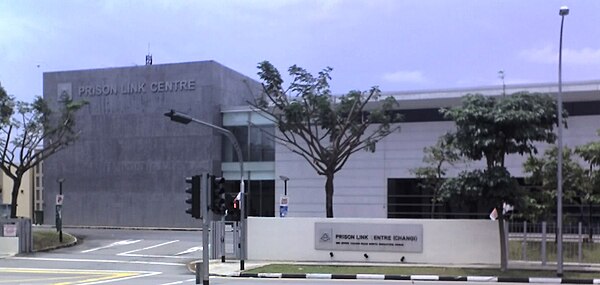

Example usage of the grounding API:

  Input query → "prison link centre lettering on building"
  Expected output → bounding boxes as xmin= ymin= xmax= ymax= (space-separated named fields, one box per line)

xmin=77 ymin=80 xmax=197 ymax=97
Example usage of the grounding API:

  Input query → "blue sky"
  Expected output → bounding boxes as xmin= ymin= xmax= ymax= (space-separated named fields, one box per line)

xmin=1 ymin=0 xmax=599 ymax=102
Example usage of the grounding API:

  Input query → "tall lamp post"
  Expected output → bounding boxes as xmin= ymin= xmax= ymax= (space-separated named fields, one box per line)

xmin=279 ymin=175 xmax=289 ymax=196
xmin=165 ymin=109 xmax=247 ymax=271
xmin=556 ymin=5 xmax=569 ymax=277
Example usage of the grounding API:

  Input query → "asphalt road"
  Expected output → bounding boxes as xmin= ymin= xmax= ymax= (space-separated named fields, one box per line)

xmin=1 ymin=228 xmax=204 ymax=284
xmin=0 ymin=228 xmax=543 ymax=284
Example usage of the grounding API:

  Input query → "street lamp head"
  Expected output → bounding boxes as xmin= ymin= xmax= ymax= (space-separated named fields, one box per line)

xmin=164 ymin=109 xmax=192 ymax=124
xmin=559 ymin=6 xmax=569 ymax=16
xmin=57 ymin=178 xmax=65 ymax=183
xmin=279 ymin=175 xmax=289 ymax=181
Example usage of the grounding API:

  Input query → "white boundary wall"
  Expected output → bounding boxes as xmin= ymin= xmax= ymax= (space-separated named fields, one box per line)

xmin=0 ymin=237 xmax=18 ymax=255
xmin=248 ymin=217 xmax=500 ymax=265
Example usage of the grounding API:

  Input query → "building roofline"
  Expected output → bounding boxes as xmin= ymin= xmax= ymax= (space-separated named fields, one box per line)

xmin=383 ymin=79 xmax=600 ymax=101
xmin=43 ymin=60 xmax=225 ymax=74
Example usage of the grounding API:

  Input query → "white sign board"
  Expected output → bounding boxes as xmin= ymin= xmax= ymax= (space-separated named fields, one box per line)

xmin=315 ymin=222 xmax=423 ymax=252
xmin=3 ymin=224 xmax=17 ymax=237
xmin=56 ymin=194 xmax=64 ymax=205
xmin=279 ymin=196 xmax=289 ymax=217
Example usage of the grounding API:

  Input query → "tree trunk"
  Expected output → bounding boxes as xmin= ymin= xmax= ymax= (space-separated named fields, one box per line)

xmin=10 ymin=178 xmax=22 ymax=218
xmin=497 ymin=209 xmax=508 ymax=272
xmin=325 ymin=173 xmax=334 ymax=218
xmin=589 ymin=202 xmax=594 ymax=243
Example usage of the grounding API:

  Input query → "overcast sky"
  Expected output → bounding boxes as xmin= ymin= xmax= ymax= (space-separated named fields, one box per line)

xmin=1 ymin=0 xmax=599 ymax=102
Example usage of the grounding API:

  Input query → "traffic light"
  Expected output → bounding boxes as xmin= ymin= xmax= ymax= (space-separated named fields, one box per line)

xmin=211 ymin=176 xmax=227 ymax=215
xmin=227 ymin=195 xmax=241 ymax=222
xmin=185 ymin=175 xmax=201 ymax=219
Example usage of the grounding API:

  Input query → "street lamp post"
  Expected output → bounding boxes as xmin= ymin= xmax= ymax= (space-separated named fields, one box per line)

xmin=279 ymin=175 xmax=289 ymax=196
xmin=165 ymin=109 xmax=247 ymax=271
xmin=556 ymin=5 xmax=569 ymax=277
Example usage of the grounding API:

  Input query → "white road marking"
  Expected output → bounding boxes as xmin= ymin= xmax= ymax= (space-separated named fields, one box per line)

xmin=81 ymin=239 xmax=142 ymax=253
xmin=11 ymin=256 xmax=184 ymax=267
xmin=174 ymin=246 xmax=202 ymax=256
xmin=159 ymin=278 xmax=196 ymax=285
xmin=118 ymin=240 xmax=192 ymax=259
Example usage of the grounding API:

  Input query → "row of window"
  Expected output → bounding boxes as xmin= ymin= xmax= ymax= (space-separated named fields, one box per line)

xmin=391 ymin=100 xmax=600 ymax=123
xmin=387 ymin=178 xmax=600 ymax=222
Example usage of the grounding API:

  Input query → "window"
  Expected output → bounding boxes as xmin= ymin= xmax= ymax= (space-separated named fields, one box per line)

xmin=247 ymin=180 xmax=275 ymax=217
xmin=387 ymin=178 xmax=488 ymax=219
xmin=222 ymin=125 xmax=275 ymax=162
xmin=226 ymin=179 xmax=275 ymax=217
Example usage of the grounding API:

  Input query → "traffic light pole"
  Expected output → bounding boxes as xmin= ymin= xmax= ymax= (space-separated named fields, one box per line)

xmin=201 ymin=173 xmax=210 ymax=285
xmin=165 ymin=110 xmax=247 ymax=270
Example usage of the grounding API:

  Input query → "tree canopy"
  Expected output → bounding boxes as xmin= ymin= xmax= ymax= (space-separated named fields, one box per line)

xmin=411 ymin=134 xmax=462 ymax=218
xmin=252 ymin=61 xmax=401 ymax=217
xmin=0 ymin=83 xmax=87 ymax=217
xmin=440 ymin=92 xmax=561 ymax=271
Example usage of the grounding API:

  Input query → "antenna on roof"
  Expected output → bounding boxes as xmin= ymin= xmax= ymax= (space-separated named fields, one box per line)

xmin=145 ymin=43 xmax=153 ymax=65
xmin=498 ymin=70 xmax=506 ymax=96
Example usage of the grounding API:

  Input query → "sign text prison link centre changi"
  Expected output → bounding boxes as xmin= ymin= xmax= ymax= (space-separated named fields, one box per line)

xmin=315 ymin=222 xmax=423 ymax=252
xmin=78 ymin=80 xmax=197 ymax=96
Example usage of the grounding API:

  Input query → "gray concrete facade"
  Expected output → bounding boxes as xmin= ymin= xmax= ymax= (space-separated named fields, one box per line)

xmin=43 ymin=61 xmax=260 ymax=227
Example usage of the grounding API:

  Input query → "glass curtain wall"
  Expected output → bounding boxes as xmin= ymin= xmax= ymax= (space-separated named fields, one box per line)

xmin=222 ymin=110 xmax=275 ymax=217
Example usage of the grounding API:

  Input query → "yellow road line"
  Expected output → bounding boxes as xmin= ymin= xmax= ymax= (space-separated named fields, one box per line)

xmin=0 ymin=268 xmax=143 ymax=285
xmin=54 ymin=272 xmax=139 ymax=285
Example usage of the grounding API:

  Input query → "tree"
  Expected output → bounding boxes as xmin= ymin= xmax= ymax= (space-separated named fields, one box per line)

xmin=252 ymin=61 xmax=401 ymax=217
xmin=440 ymin=92 xmax=561 ymax=271
xmin=524 ymin=147 xmax=590 ymax=226
xmin=410 ymin=134 xmax=462 ymax=218
xmin=0 ymin=83 xmax=87 ymax=218
xmin=575 ymin=129 xmax=600 ymax=241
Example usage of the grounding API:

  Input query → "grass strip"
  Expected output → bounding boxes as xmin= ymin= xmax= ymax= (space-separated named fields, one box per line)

xmin=245 ymin=264 xmax=600 ymax=279
xmin=33 ymin=230 xmax=77 ymax=252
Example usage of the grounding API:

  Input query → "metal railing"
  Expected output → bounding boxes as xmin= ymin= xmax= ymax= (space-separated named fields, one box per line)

xmin=508 ymin=221 xmax=600 ymax=264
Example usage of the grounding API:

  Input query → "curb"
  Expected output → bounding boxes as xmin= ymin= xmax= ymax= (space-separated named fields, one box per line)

xmin=218 ymin=272 xmax=600 ymax=284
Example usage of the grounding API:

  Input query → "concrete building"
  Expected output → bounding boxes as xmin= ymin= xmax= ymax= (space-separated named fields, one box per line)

xmin=0 ymin=167 xmax=36 ymax=219
xmin=42 ymin=61 xmax=261 ymax=227
xmin=42 ymin=61 xmax=600 ymax=227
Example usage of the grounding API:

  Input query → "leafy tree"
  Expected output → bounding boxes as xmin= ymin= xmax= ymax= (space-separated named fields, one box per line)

xmin=410 ymin=134 xmax=462 ymax=218
xmin=440 ymin=92 xmax=561 ymax=271
xmin=523 ymin=147 xmax=590 ymax=224
xmin=0 ymin=83 xmax=87 ymax=218
xmin=252 ymin=61 xmax=401 ymax=217
xmin=576 ymin=130 xmax=600 ymax=167
xmin=575 ymin=130 xmax=600 ymax=241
